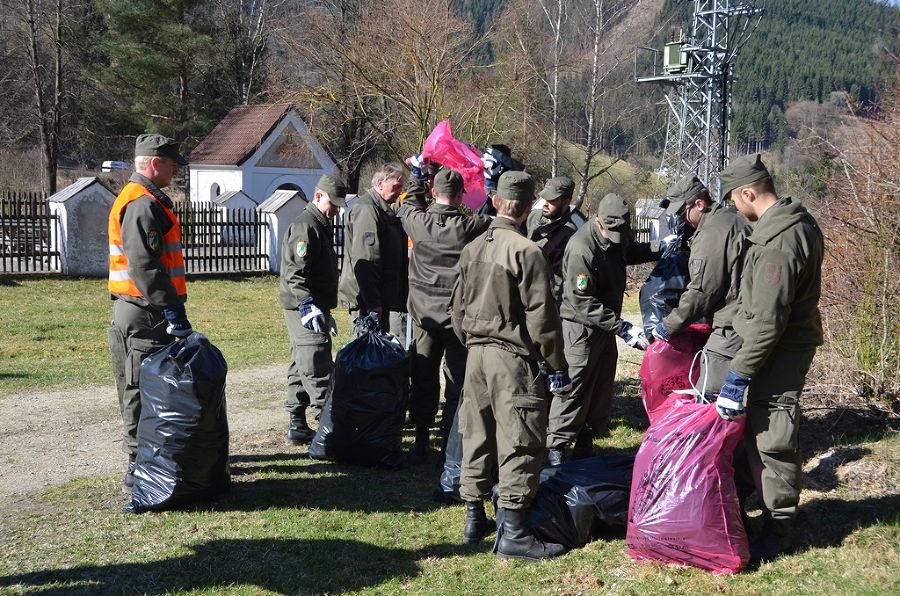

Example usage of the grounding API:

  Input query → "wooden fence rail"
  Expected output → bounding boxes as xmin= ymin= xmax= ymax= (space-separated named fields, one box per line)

xmin=172 ymin=202 xmax=269 ymax=274
xmin=0 ymin=190 xmax=59 ymax=273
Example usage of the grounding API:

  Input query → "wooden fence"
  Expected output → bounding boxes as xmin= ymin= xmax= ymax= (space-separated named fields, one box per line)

xmin=172 ymin=202 xmax=269 ymax=274
xmin=0 ymin=190 xmax=60 ymax=273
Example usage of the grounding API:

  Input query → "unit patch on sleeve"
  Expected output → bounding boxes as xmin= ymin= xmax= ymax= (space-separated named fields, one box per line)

xmin=296 ymin=240 xmax=308 ymax=258
xmin=576 ymin=272 xmax=589 ymax=292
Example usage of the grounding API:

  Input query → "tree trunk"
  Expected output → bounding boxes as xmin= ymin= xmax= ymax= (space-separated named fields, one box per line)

xmin=576 ymin=0 xmax=604 ymax=210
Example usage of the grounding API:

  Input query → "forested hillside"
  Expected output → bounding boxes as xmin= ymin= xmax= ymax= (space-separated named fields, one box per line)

xmin=639 ymin=0 xmax=897 ymax=148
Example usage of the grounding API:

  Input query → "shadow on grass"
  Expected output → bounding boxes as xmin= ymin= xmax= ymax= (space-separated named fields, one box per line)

xmin=0 ymin=537 xmax=473 ymax=594
xmin=207 ymin=454 xmax=445 ymax=514
xmin=792 ymin=493 xmax=900 ymax=553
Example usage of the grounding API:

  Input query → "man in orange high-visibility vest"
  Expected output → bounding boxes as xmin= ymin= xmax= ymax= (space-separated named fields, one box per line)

xmin=107 ymin=133 xmax=191 ymax=490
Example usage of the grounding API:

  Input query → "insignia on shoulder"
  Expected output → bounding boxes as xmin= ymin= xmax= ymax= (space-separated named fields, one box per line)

xmin=576 ymin=272 xmax=588 ymax=291
xmin=148 ymin=229 xmax=161 ymax=252
xmin=297 ymin=240 xmax=307 ymax=257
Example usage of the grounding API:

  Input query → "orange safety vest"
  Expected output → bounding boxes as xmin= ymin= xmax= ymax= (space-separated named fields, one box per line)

xmin=108 ymin=182 xmax=187 ymax=298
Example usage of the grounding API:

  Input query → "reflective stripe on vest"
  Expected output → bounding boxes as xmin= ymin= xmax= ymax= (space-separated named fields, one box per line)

xmin=108 ymin=182 xmax=187 ymax=298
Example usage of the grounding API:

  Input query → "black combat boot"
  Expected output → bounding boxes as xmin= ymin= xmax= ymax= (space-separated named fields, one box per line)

xmin=570 ymin=429 xmax=594 ymax=460
xmin=749 ymin=516 xmax=793 ymax=562
xmin=287 ymin=410 xmax=315 ymax=444
xmin=546 ymin=447 xmax=567 ymax=466
xmin=410 ymin=426 xmax=430 ymax=457
xmin=463 ymin=501 xmax=497 ymax=544
xmin=122 ymin=456 xmax=136 ymax=489
xmin=496 ymin=508 xmax=567 ymax=561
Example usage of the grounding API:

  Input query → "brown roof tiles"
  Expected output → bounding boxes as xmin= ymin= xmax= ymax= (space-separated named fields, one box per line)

xmin=189 ymin=103 xmax=293 ymax=166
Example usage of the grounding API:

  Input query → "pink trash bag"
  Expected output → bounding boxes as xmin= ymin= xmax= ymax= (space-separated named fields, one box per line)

xmin=639 ymin=323 xmax=711 ymax=423
xmin=420 ymin=120 xmax=487 ymax=210
xmin=626 ymin=395 xmax=749 ymax=575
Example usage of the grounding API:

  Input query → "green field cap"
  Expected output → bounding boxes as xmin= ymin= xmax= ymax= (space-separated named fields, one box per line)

xmin=432 ymin=168 xmax=465 ymax=196
xmin=316 ymin=174 xmax=348 ymax=207
xmin=497 ymin=171 xmax=536 ymax=202
xmin=665 ymin=175 xmax=707 ymax=215
xmin=720 ymin=153 xmax=771 ymax=201
xmin=134 ymin=133 xmax=188 ymax=166
xmin=539 ymin=176 xmax=575 ymax=202
xmin=596 ymin=193 xmax=631 ymax=244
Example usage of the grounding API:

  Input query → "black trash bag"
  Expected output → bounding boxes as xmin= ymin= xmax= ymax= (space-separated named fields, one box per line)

xmin=491 ymin=455 xmax=634 ymax=550
xmin=640 ymin=214 xmax=692 ymax=336
xmin=432 ymin=400 xmax=464 ymax=503
xmin=308 ymin=314 xmax=409 ymax=467
xmin=126 ymin=332 xmax=230 ymax=513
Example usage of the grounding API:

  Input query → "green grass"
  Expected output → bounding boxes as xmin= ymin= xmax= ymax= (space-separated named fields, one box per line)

xmin=0 ymin=275 xmax=359 ymax=397
xmin=1 ymin=276 xmax=898 ymax=594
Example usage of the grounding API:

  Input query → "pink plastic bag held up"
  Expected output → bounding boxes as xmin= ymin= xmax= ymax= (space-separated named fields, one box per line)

xmin=639 ymin=323 xmax=711 ymax=423
xmin=626 ymin=395 xmax=749 ymax=575
xmin=420 ymin=120 xmax=487 ymax=210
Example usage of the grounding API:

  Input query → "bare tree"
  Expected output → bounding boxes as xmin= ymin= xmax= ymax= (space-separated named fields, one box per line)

xmin=214 ymin=0 xmax=283 ymax=105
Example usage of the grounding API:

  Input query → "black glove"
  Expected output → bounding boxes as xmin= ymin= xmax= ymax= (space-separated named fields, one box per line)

xmin=162 ymin=305 xmax=192 ymax=337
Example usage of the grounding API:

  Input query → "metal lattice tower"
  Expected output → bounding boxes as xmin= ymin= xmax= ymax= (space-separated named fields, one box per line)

xmin=635 ymin=1 xmax=764 ymax=198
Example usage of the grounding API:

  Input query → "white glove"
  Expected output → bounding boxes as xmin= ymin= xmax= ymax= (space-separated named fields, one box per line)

xmin=617 ymin=320 xmax=649 ymax=351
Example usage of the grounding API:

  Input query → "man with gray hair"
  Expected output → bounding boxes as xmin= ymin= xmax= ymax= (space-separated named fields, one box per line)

xmin=339 ymin=162 xmax=408 ymax=331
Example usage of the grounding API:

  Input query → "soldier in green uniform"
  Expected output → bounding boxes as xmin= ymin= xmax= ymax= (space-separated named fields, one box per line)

xmin=651 ymin=175 xmax=749 ymax=390
xmin=526 ymin=176 xmax=579 ymax=305
xmin=339 ymin=163 xmax=408 ymax=332
xmin=107 ymin=134 xmax=191 ymax=489
xmin=715 ymin=154 xmax=824 ymax=561
xmin=279 ymin=175 xmax=348 ymax=444
xmin=400 ymin=168 xmax=492 ymax=458
xmin=546 ymin=194 xmax=658 ymax=465
xmin=451 ymin=171 xmax=572 ymax=560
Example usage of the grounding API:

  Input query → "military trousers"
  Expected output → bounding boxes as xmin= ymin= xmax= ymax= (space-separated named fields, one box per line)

xmin=284 ymin=308 xmax=333 ymax=419
xmin=546 ymin=322 xmax=617 ymax=448
xmin=459 ymin=345 xmax=548 ymax=510
xmin=696 ymin=327 xmax=743 ymax=392
xmin=408 ymin=319 xmax=467 ymax=439
xmin=737 ymin=348 xmax=815 ymax=520
xmin=108 ymin=299 xmax=173 ymax=459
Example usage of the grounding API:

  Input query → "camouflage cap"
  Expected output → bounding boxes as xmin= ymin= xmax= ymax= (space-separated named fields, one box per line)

xmin=538 ymin=176 xmax=575 ymax=202
xmin=497 ymin=171 xmax=535 ymax=202
xmin=719 ymin=153 xmax=771 ymax=201
xmin=134 ymin=133 xmax=188 ymax=165
xmin=596 ymin=193 xmax=631 ymax=244
xmin=432 ymin=167 xmax=465 ymax=196
xmin=316 ymin=174 xmax=348 ymax=207
xmin=665 ymin=175 xmax=708 ymax=215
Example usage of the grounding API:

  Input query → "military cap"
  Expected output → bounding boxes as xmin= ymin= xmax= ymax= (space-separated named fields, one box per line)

xmin=665 ymin=175 xmax=708 ymax=215
xmin=316 ymin=174 xmax=348 ymax=207
xmin=719 ymin=153 xmax=771 ymax=201
xmin=539 ymin=176 xmax=575 ymax=202
xmin=432 ymin=167 xmax=464 ymax=196
xmin=497 ymin=171 xmax=535 ymax=202
xmin=134 ymin=133 xmax=188 ymax=165
xmin=596 ymin=193 xmax=631 ymax=244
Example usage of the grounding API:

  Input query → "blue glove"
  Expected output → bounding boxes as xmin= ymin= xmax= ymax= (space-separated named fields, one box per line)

xmin=408 ymin=154 xmax=428 ymax=185
xmin=162 ymin=305 xmax=192 ymax=337
xmin=547 ymin=369 xmax=573 ymax=397
xmin=652 ymin=321 xmax=671 ymax=343
xmin=617 ymin=320 xmax=649 ymax=350
xmin=716 ymin=370 xmax=750 ymax=420
xmin=299 ymin=296 xmax=327 ymax=334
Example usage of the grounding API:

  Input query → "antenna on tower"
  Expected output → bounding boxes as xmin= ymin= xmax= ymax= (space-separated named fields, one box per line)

xmin=634 ymin=1 xmax=764 ymax=199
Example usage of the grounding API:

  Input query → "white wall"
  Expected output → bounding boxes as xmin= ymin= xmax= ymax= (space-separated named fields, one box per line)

xmin=189 ymin=166 xmax=245 ymax=203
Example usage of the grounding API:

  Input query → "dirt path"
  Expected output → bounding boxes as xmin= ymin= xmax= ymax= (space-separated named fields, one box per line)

xmin=0 ymin=363 xmax=289 ymax=510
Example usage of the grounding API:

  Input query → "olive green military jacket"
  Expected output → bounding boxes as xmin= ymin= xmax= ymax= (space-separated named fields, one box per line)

xmin=338 ymin=188 xmax=408 ymax=312
xmin=559 ymin=222 xmax=660 ymax=333
xmin=112 ymin=173 xmax=184 ymax=311
xmin=400 ymin=193 xmax=492 ymax=330
xmin=662 ymin=203 xmax=749 ymax=334
xmin=451 ymin=217 xmax=566 ymax=370
xmin=731 ymin=197 xmax=824 ymax=378
xmin=526 ymin=209 xmax=578 ymax=301
xmin=279 ymin=202 xmax=338 ymax=311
